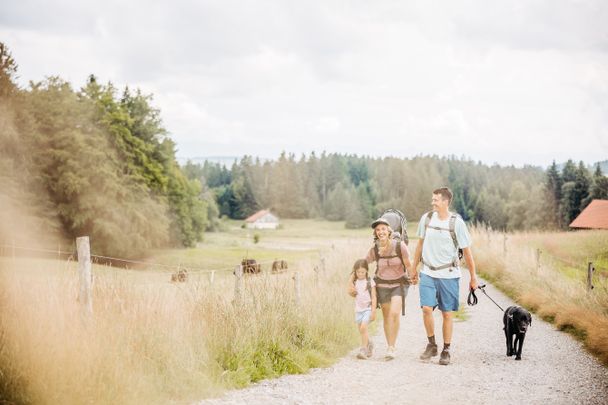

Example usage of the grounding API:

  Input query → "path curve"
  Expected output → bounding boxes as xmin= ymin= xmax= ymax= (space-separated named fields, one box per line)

xmin=197 ymin=278 xmax=608 ymax=405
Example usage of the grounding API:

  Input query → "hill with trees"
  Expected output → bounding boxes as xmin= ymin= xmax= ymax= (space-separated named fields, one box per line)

xmin=2 ymin=41 xmax=605 ymax=258
xmin=0 ymin=43 xmax=212 ymax=257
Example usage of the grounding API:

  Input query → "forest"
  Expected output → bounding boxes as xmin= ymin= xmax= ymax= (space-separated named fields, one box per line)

xmin=183 ymin=154 xmax=608 ymax=232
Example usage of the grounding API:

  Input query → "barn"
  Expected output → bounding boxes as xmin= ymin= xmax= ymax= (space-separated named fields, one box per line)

xmin=569 ymin=199 xmax=608 ymax=230
xmin=244 ymin=210 xmax=280 ymax=229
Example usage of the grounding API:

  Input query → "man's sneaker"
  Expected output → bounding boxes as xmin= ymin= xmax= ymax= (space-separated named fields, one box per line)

xmin=385 ymin=346 xmax=396 ymax=360
xmin=357 ymin=347 xmax=367 ymax=360
xmin=419 ymin=343 xmax=438 ymax=360
xmin=366 ymin=341 xmax=374 ymax=358
xmin=439 ymin=348 xmax=451 ymax=365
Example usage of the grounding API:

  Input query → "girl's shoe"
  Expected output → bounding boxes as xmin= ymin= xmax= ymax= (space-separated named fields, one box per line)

xmin=385 ymin=346 xmax=396 ymax=360
xmin=357 ymin=347 xmax=367 ymax=359
xmin=366 ymin=341 xmax=374 ymax=358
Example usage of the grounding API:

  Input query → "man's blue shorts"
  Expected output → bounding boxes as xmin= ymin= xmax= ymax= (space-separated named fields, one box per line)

xmin=419 ymin=273 xmax=460 ymax=312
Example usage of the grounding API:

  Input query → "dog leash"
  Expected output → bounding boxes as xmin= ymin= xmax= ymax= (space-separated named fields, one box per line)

xmin=467 ymin=284 xmax=505 ymax=312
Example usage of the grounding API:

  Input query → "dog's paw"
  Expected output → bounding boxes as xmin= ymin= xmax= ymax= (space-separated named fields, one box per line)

xmin=515 ymin=356 xmax=522 ymax=361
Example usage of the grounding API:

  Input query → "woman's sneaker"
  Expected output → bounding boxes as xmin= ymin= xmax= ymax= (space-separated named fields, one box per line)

xmin=366 ymin=341 xmax=374 ymax=358
xmin=385 ymin=346 xmax=396 ymax=360
xmin=419 ymin=343 xmax=438 ymax=360
xmin=357 ymin=347 xmax=367 ymax=359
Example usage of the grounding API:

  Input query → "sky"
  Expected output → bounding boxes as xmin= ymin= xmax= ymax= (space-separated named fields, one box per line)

xmin=1 ymin=0 xmax=607 ymax=167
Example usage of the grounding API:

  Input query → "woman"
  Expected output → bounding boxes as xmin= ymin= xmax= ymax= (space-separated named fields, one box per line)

xmin=349 ymin=217 xmax=412 ymax=360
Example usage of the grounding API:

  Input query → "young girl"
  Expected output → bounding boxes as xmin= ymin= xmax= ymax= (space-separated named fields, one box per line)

xmin=348 ymin=259 xmax=377 ymax=359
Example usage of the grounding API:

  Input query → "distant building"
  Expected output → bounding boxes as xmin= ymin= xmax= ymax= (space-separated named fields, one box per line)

xmin=569 ymin=199 xmax=608 ymax=230
xmin=245 ymin=210 xmax=280 ymax=229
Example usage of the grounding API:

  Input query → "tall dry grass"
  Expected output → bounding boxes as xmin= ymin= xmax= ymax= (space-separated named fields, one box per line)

xmin=472 ymin=228 xmax=608 ymax=365
xmin=0 ymin=243 xmax=365 ymax=404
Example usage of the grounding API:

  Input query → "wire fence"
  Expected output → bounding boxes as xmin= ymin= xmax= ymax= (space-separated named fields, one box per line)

xmin=525 ymin=246 xmax=606 ymax=292
xmin=1 ymin=236 xmax=315 ymax=318
xmin=0 ymin=243 xmax=285 ymax=276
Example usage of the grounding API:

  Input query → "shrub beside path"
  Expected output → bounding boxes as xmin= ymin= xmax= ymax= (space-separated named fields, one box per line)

xmin=197 ymin=279 xmax=608 ymax=405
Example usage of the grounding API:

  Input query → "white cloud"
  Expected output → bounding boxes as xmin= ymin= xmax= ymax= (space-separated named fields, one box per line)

xmin=1 ymin=0 xmax=607 ymax=166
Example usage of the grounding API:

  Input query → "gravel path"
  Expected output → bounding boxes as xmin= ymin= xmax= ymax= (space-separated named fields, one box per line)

xmin=197 ymin=278 xmax=608 ymax=405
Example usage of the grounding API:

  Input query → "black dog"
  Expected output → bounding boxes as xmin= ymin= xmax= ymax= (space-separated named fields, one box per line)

xmin=503 ymin=306 xmax=532 ymax=360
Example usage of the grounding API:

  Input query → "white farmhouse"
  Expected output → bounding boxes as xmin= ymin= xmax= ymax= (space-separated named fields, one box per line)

xmin=244 ymin=210 xmax=280 ymax=229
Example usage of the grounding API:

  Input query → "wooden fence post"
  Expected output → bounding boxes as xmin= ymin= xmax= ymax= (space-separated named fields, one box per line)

xmin=587 ymin=262 xmax=595 ymax=292
xmin=535 ymin=249 xmax=541 ymax=274
xmin=313 ymin=265 xmax=320 ymax=285
xmin=503 ymin=234 xmax=507 ymax=257
xmin=77 ymin=236 xmax=93 ymax=318
xmin=320 ymin=257 xmax=326 ymax=275
xmin=293 ymin=272 xmax=301 ymax=306
xmin=234 ymin=265 xmax=243 ymax=302
xmin=210 ymin=270 xmax=216 ymax=285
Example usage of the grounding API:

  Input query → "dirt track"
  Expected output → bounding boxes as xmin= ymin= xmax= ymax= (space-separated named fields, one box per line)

xmin=197 ymin=278 xmax=608 ymax=405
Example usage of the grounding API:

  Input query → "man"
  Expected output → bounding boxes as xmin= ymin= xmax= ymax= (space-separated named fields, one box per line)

xmin=411 ymin=187 xmax=478 ymax=365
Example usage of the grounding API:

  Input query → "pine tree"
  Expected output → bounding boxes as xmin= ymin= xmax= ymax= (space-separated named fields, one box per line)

xmin=573 ymin=161 xmax=591 ymax=212
xmin=586 ymin=164 xmax=608 ymax=203
xmin=561 ymin=160 xmax=577 ymax=183
xmin=560 ymin=182 xmax=577 ymax=227
xmin=544 ymin=161 xmax=562 ymax=228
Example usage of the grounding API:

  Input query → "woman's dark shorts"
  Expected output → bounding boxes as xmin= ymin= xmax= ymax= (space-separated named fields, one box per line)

xmin=376 ymin=284 xmax=410 ymax=305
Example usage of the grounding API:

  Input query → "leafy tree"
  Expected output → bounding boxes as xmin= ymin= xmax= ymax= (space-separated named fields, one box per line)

xmin=229 ymin=159 xmax=259 ymax=219
xmin=0 ymin=42 xmax=18 ymax=98
xmin=345 ymin=183 xmax=374 ymax=228
xmin=82 ymin=77 xmax=209 ymax=247
xmin=23 ymin=77 xmax=170 ymax=256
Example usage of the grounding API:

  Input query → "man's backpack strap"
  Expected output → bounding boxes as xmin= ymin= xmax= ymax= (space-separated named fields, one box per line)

xmin=421 ymin=211 xmax=463 ymax=270
xmin=449 ymin=213 xmax=464 ymax=260
xmin=423 ymin=211 xmax=433 ymax=238
xmin=448 ymin=214 xmax=458 ymax=250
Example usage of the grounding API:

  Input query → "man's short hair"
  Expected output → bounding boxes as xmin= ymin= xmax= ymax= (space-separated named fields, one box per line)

xmin=433 ymin=187 xmax=453 ymax=203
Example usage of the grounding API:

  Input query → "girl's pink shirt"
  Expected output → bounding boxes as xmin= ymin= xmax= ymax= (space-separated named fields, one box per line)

xmin=354 ymin=278 xmax=376 ymax=312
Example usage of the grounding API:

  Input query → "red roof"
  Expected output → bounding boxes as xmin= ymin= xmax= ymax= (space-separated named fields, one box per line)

xmin=245 ymin=209 xmax=271 ymax=223
xmin=569 ymin=200 xmax=608 ymax=229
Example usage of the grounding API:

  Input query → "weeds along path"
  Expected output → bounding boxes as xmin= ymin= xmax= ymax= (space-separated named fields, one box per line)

xmin=197 ymin=278 xmax=608 ymax=405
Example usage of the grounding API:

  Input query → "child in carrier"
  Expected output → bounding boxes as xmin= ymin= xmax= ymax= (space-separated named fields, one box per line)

xmin=349 ymin=259 xmax=377 ymax=359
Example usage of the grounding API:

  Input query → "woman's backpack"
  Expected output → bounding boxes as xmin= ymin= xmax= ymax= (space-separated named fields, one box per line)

xmin=377 ymin=209 xmax=408 ymax=245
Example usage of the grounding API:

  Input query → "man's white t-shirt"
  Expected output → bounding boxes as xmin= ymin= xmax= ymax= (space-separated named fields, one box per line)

xmin=416 ymin=211 xmax=471 ymax=279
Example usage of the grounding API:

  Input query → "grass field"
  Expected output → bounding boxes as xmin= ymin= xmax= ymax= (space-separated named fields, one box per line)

xmin=2 ymin=220 xmax=606 ymax=404
xmin=472 ymin=228 xmax=608 ymax=364
xmin=0 ymin=220 xmax=373 ymax=405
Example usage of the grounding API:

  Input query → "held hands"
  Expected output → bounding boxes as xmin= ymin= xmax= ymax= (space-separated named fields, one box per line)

xmin=409 ymin=270 xmax=419 ymax=285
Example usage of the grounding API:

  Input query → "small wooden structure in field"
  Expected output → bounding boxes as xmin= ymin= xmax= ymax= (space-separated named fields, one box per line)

xmin=244 ymin=209 xmax=279 ymax=229
xmin=569 ymin=199 xmax=608 ymax=230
